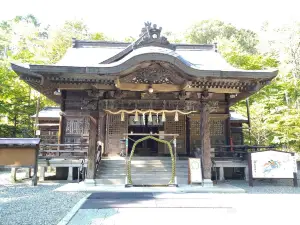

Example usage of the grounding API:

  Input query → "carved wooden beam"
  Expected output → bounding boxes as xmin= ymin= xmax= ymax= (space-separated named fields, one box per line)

xmin=59 ymin=83 xmax=115 ymax=90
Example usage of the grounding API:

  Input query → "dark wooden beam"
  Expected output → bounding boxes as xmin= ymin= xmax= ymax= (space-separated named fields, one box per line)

xmin=225 ymin=94 xmax=231 ymax=145
xmin=186 ymin=116 xmax=191 ymax=156
xmin=58 ymin=90 xmax=66 ymax=145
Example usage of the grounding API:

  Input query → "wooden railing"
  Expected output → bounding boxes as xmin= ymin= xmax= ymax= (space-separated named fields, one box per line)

xmin=212 ymin=145 xmax=276 ymax=161
xmin=39 ymin=143 xmax=88 ymax=159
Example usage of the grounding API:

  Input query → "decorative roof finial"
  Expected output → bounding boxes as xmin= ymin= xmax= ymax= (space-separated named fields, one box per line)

xmin=134 ymin=22 xmax=175 ymax=50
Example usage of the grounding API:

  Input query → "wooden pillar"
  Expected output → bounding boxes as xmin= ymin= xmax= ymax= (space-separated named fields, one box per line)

xmin=86 ymin=112 xmax=98 ymax=180
xmin=98 ymin=112 xmax=106 ymax=155
xmin=58 ymin=90 xmax=66 ymax=145
xmin=200 ymin=100 xmax=212 ymax=180
xmin=225 ymin=94 xmax=231 ymax=145
xmin=186 ymin=116 xmax=191 ymax=156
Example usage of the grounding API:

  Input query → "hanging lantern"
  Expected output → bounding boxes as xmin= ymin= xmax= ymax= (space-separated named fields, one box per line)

xmin=121 ymin=111 xmax=125 ymax=121
xmin=162 ymin=111 xmax=166 ymax=122
xmin=174 ymin=110 xmax=179 ymax=121
xmin=134 ymin=110 xmax=139 ymax=122
xmin=148 ymin=111 xmax=152 ymax=122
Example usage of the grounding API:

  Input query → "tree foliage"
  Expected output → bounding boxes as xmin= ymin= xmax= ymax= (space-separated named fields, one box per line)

xmin=0 ymin=15 xmax=108 ymax=137
xmin=186 ymin=19 xmax=300 ymax=152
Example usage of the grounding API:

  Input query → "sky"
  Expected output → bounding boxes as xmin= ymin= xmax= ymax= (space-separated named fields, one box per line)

xmin=0 ymin=0 xmax=299 ymax=39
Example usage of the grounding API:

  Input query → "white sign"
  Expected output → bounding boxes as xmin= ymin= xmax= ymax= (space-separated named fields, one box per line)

xmin=251 ymin=151 xmax=297 ymax=179
xmin=35 ymin=130 xmax=41 ymax=136
xmin=189 ymin=158 xmax=202 ymax=183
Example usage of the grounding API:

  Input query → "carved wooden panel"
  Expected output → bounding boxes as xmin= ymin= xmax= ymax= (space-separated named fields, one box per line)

xmin=64 ymin=117 xmax=90 ymax=144
xmin=119 ymin=63 xmax=185 ymax=85
xmin=105 ymin=114 xmax=128 ymax=155
xmin=65 ymin=117 xmax=90 ymax=135
xmin=164 ymin=115 xmax=186 ymax=154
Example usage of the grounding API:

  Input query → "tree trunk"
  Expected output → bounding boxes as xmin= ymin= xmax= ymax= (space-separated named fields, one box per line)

xmin=13 ymin=114 xmax=17 ymax=137
xmin=200 ymin=101 xmax=211 ymax=179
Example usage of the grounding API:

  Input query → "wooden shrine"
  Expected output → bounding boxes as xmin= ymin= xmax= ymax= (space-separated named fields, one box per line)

xmin=11 ymin=22 xmax=278 ymax=184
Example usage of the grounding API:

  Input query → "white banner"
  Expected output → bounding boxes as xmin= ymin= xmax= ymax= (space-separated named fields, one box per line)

xmin=251 ymin=151 xmax=296 ymax=179
xmin=189 ymin=158 xmax=202 ymax=183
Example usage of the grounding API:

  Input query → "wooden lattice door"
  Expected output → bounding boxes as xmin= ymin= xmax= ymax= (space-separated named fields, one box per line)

xmin=105 ymin=114 xmax=128 ymax=155
xmin=189 ymin=114 xmax=226 ymax=150
xmin=164 ymin=115 xmax=186 ymax=154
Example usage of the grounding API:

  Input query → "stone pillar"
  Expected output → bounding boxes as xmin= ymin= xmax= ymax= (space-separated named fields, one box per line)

xmin=39 ymin=166 xmax=45 ymax=181
xmin=25 ymin=168 xmax=32 ymax=178
xmin=67 ymin=166 xmax=73 ymax=181
xmin=86 ymin=112 xmax=98 ymax=185
xmin=219 ymin=167 xmax=225 ymax=181
xmin=244 ymin=166 xmax=249 ymax=181
xmin=10 ymin=168 xmax=17 ymax=182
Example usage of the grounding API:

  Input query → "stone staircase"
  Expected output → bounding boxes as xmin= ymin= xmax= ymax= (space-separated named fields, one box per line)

xmin=95 ymin=157 xmax=188 ymax=185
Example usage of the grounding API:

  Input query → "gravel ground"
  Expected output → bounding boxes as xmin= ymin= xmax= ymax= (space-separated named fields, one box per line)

xmin=226 ymin=179 xmax=300 ymax=193
xmin=1 ymin=169 xmax=300 ymax=225
xmin=0 ymin=171 xmax=87 ymax=225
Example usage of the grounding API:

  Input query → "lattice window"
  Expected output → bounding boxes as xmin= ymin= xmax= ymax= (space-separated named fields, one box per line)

xmin=165 ymin=116 xmax=185 ymax=136
xmin=190 ymin=120 xmax=200 ymax=136
xmin=165 ymin=116 xmax=186 ymax=153
xmin=210 ymin=120 xmax=224 ymax=136
xmin=83 ymin=117 xmax=90 ymax=135
xmin=106 ymin=114 xmax=128 ymax=154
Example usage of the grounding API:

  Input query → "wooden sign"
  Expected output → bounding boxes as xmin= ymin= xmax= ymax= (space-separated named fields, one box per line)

xmin=0 ymin=138 xmax=40 ymax=186
xmin=248 ymin=150 xmax=298 ymax=187
xmin=188 ymin=158 xmax=202 ymax=183
xmin=251 ymin=151 xmax=296 ymax=179
xmin=0 ymin=148 xmax=36 ymax=167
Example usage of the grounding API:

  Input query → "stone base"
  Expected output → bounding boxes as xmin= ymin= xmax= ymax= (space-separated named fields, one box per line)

xmin=203 ymin=179 xmax=214 ymax=187
xmin=84 ymin=179 xmax=96 ymax=186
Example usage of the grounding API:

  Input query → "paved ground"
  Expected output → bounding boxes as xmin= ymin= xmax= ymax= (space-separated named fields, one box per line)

xmin=67 ymin=191 xmax=300 ymax=225
xmin=1 ymin=169 xmax=300 ymax=225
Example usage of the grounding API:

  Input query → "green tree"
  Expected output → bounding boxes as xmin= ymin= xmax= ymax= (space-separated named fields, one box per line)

xmin=186 ymin=20 xmax=258 ymax=54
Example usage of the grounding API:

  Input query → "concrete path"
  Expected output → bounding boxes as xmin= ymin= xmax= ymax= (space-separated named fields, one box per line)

xmin=59 ymin=191 xmax=300 ymax=225
xmin=55 ymin=182 xmax=246 ymax=193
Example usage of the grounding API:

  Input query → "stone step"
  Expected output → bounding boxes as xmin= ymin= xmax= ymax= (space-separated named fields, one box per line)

xmin=94 ymin=178 xmax=189 ymax=185
xmin=102 ymin=157 xmax=188 ymax=160
xmin=99 ymin=162 xmax=188 ymax=166
xmin=97 ymin=168 xmax=188 ymax=174
xmin=98 ymin=172 xmax=188 ymax=178
xmin=98 ymin=163 xmax=188 ymax=167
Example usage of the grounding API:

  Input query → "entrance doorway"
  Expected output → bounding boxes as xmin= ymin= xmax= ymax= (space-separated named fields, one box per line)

xmin=128 ymin=115 xmax=164 ymax=156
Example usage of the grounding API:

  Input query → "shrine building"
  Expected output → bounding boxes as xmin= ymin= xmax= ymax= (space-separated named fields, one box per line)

xmin=11 ymin=22 xmax=278 ymax=186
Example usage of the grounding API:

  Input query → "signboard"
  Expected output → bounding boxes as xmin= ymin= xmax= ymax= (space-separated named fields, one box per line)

xmin=189 ymin=158 xmax=202 ymax=183
xmin=251 ymin=151 xmax=297 ymax=179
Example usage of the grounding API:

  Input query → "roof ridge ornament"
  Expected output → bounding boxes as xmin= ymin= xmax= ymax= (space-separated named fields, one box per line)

xmin=133 ymin=22 xmax=176 ymax=50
